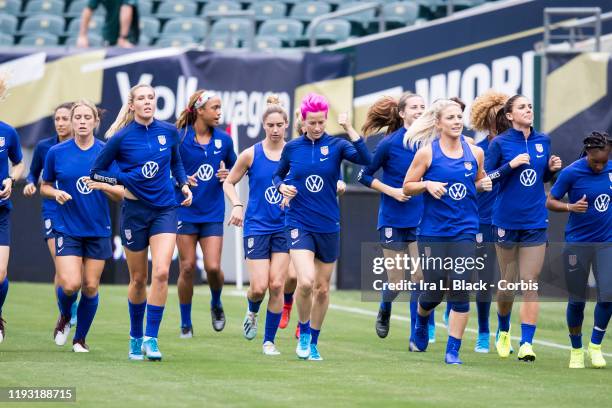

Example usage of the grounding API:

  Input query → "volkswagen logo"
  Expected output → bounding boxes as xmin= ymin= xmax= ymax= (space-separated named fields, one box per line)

xmin=264 ymin=186 xmax=282 ymax=205
xmin=76 ymin=176 xmax=93 ymax=195
xmin=305 ymin=175 xmax=324 ymax=193
xmin=594 ymin=194 xmax=610 ymax=213
xmin=519 ymin=169 xmax=537 ymax=187
xmin=448 ymin=183 xmax=467 ymax=201
xmin=142 ymin=161 xmax=159 ymax=179
xmin=196 ymin=164 xmax=214 ymax=182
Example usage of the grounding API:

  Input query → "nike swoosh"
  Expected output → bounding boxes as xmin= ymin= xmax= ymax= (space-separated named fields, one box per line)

xmin=214 ymin=150 xmax=222 ymax=154
xmin=385 ymin=239 xmax=393 ymax=243
xmin=160 ymin=147 xmax=168 ymax=151
xmin=536 ymin=154 xmax=545 ymax=158
xmin=57 ymin=248 xmax=64 ymax=254
xmin=320 ymin=158 xmax=329 ymax=162
xmin=292 ymin=240 xmax=300 ymax=245
xmin=248 ymin=249 xmax=255 ymax=254
xmin=126 ymin=240 xmax=134 ymax=245
xmin=568 ymin=268 xmax=579 ymax=272
xmin=465 ymin=172 xmax=473 ymax=177
xmin=0 ymin=149 xmax=5 ymax=153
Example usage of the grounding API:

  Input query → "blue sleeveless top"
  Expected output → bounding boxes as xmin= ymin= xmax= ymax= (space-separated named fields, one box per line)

xmin=419 ymin=138 xmax=479 ymax=238
xmin=244 ymin=142 xmax=285 ymax=236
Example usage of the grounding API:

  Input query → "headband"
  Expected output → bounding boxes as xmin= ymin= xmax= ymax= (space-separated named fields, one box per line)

xmin=193 ymin=91 xmax=217 ymax=110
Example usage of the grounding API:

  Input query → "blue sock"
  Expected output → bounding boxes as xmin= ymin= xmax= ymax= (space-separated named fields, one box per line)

xmin=0 ymin=278 xmax=8 ymax=315
xmin=520 ymin=323 xmax=536 ymax=345
xmin=284 ymin=292 xmax=294 ymax=305
xmin=179 ymin=303 xmax=192 ymax=328
xmin=566 ymin=301 xmax=585 ymax=328
xmin=210 ymin=288 xmax=222 ymax=308
xmin=74 ymin=293 xmax=99 ymax=341
xmin=409 ymin=291 xmax=419 ymax=338
xmin=56 ymin=286 xmax=78 ymax=318
xmin=591 ymin=302 xmax=612 ymax=345
xmin=310 ymin=328 xmax=320 ymax=345
xmin=428 ymin=310 xmax=435 ymax=327
xmin=128 ymin=300 xmax=146 ymax=339
xmin=380 ymin=288 xmax=399 ymax=312
xmin=446 ymin=335 xmax=462 ymax=354
xmin=569 ymin=334 xmax=582 ymax=349
xmin=445 ymin=302 xmax=452 ymax=318
xmin=298 ymin=320 xmax=310 ymax=336
xmin=477 ymin=301 xmax=491 ymax=333
xmin=417 ymin=311 xmax=429 ymax=328
xmin=145 ymin=304 xmax=164 ymax=338
xmin=263 ymin=310 xmax=282 ymax=343
xmin=498 ymin=312 xmax=511 ymax=332
xmin=248 ymin=298 xmax=262 ymax=314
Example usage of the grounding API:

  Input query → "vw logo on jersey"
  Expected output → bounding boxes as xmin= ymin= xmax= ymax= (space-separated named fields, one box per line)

xmin=536 ymin=143 xmax=543 ymax=153
xmin=215 ymin=139 xmax=222 ymax=149
xmin=264 ymin=186 xmax=282 ymax=205
xmin=141 ymin=161 xmax=159 ymax=179
xmin=609 ymin=172 xmax=612 ymax=183
xmin=305 ymin=175 xmax=324 ymax=193
xmin=196 ymin=164 xmax=214 ymax=181
xmin=76 ymin=176 xmax=93 ymax=195
xmin=321 ymin=146 xmax=329 ymax=156
xmin=448 ymin=183 xmax=467 ymax=200
xmin=464 ymin=161 xmax=472 ymax=171
xmin=520 ymin=169 xmax=537 ymax=187
xmin=594 ymin=194 xmax=610 ymax=213
xmin=0 ymin=137 xmax=5 ymax=147
xmin=158 ymin=135 xmax=166 ymax=145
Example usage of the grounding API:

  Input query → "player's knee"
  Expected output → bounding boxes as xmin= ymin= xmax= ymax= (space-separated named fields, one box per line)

xmin=268 ymin=277 xmax=284 ymax=295
xmin=250 ymin=285 xmax=267 ymax=300
xmin=180 ymin=260 xmax=197 ymax=277
xmin=205 ymin=264 xmax=221 ymax=276
xmin=451 ymin=301 xmax=470 ymax=313
xmin=81 ymin=282 xmax=99 ymax=297
xmin=313 ymin=283 xmax=329 ymax=302
xmin=298 ymin=279 xmax=313 ymax=295
xmin=151 ymin=266 xmax=169 ymax=285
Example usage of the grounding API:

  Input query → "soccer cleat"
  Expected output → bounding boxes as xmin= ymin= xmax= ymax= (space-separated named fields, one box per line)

xmin=179 ymin=326 xmax=193 ymax=339
xmin=413 ymin=317 xmax=429 ymax=352
xmin=279 ymin=303 xmax=292 ymax=329
xmin=588 ymin=342 xmax=607 ymax=368
xmin=262 ymin=341 xmax=281 ymax=356
xmin=295 ymin=323 xmax=300 ymax=339
xmin=428 ymin=323 xmax=436 ymax=344
xmin=495 ymin=330 xmax=512 ymax=358
xmin=474 ymin=332 xmax=490 ymax=353
xmin=296 ymin=333 xmax=311 ymax=359
xmin=443 ymin=308 xmax=449 ymax=327
xmin=308 ymin=344 xmax=323 ymax=361
xmin=517 ymin=342 xmax=536 ymax=362
xmin=445 ymin=350 xmax=463 ymax=365
xmin=375 ymin=307 xmax=391 ymax=338
xmin=141 ymin=337 xmax=162 ymax=361
xmin=128 ymin=337 xmax=144 ymax=361
xmin=409 ymin=339 xmax=423 ymax=352
xmin=53 ymin=315 xmax=71 ymax=346
xmin=243 ymin=311 xmax=258 ymax=340
xmin=70 ymin=301 xmax=78 ymax=326
xmin=0 ymin=317 xmax=5 ymax=343
xmin=569 ymin=348 xmax=585 ymax=369
xmin=211 ymin=305 xmax=226 ymax=332
xmin=72 ymin=339 xmax=89 ymax=353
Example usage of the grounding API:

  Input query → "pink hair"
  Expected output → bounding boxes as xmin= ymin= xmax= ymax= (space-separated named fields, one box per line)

xmin=300 ymin=93 xmax=329 ymax=120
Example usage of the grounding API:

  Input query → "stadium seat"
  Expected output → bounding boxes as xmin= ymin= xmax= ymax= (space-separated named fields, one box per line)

xmin=0 ymin=33 xmax=13 ymax=46
xmin=338 ymin=2 xmax=376 ymax=29
xmin=138 ymin=34 xmax=152 ymax=45
xmin=66 ymin=15 xmax=104 ymax=34
xmin=0 ymin=0 xmax=21 ymax=15
xmin=162 ymin=18 xmax=207 ymax=42
xmin=138 ymin=17 xmax=161 ymax=39
xmin=156 ymin=0 xmax=198 ymax=19
xmin=254 ymin=35 xmax=283 ymax=50
xmin=290 ymin=2 xmax=331 ymax=22
xmin=258 ymin=18 xmax=303 ymax=46
xmin=248 ymin=2 xmax=287 ymax=22
xmin=19 ymin=32 xmax=59 ymax=46
xmin=138 ymin=0 xmax=153 ymax=17
xmin=24 ymin=0 xmax=64 ymax=16
xmin=20 ymin=14 xmax=65 ymax=36
xmin=0 ymin=14 xmax=18 ymax=35
xmin=65 ymin=0 xmax=105 ymax=18
xmin=155 ymin=34 xmax=197 ymax=47
xmin=208 ymin=35 xmax=239 ymax=49
xmin=210 ymin=18 xmax=254 ymax=44
xmin=307 ymin=18 xmax=350 ymax=44
xmin=382 ymin=2 xmax=418 ymax=28
xmin=202 ymin=1 xmax=242 ymax=16
xmin=66 ymin=32 xmax=104 ymax=46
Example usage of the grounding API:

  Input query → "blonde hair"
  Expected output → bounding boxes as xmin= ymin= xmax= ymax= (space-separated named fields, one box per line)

xmin=470 ymin=90 xmax=508 ymax=133
xmin=404 ymin=99 xmax=460 ymax=149
xmin=294 ymin=108 xmax=304 ymax=135
xmin=262 ymin=94 xmax=288 ymax=123
xmin=105 ymin=84 xmax=154 ymax=138
xmin=71 ymin=99 xmax=103 ymax=133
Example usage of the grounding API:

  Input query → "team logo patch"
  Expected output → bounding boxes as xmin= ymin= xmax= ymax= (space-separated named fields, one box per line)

xmin=177 ymin=221 xmax=183 ymax=230
xmin=215 ymin=139 xmax=222 ymax=149
xmin=519 ymin=169 xmax=537 ymax=187
xmin=76 ymin=176 xmax=93 ymax=195
xmin=264 ymin=186 xmax=282 ymax=205
xmin=385 ymin=228 xmax=393 ymax=239
xmin=464 ymin=161 xmax=473 ymax=171
xmin=424 ymin=247 xmax=431 ymax=257
xmin=0 ymin=137 xmax=5 ymax=147
xmin=125 ymin=229 xmax=132 ymax=240
xmin=594 ymin=194 xmax=610 ymax=213
xmin=158 ymin=135 xmax=166 ymax=145
xmin=320 ymin=146 xmax=329 ymax=156
xmin=305 ymin=175 xmax=324 ymax=193
xmin=476 ymin=233 xmax=483 ymax=243
xmin=291 ymin=229 xmax=299 ymax=239
xmin=448 ymin=183 xmax=467 ymax=200
xmin=568 ymin=254 xmax=577 ymax=267
xmin=44 ymin=219 xmax=51 ymax=229
xmin=142 ymin=161 xmax=159 ymax=179
xmin=536 ymin=143 xmax=543 ymax=153
xmin=196 ymin=164 xmax=214 ymax=181
xmin=57 ymin=236 xmax=63 ymax=247
xmin=497 ymin=227 xmax=505 ymax=238
xmin=248 ymin=237 xmax=254 ymax=249
xmin=609 ymin=172 xmax=612 ymax=183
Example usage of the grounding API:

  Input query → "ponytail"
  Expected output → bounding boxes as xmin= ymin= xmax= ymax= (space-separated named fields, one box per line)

xmin=361 ymin=96 xmax=402 ymax=137
xmin=262 ymin=94 xmax=288 ymax=123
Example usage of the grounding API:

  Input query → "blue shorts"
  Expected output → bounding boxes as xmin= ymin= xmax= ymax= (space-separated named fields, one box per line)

xmin=288 ymin=227 xmax=340 ymax=263
xmin=244 ymin=231 xmax=289 ymax=260
xmin=42 ymin=215 xmax=58 ymax=241
xmin=0 ymin=207 xmax=9 ymax=246
xmin=564 ymin=243 xmax=612 ymax=302
xmin=494 ymin=226 xmax=547 ymax=248
xmin=379 ymin=226 xmax=417 ymax=251
xmin=55 ymin=232 xmax=112 ymax=259
xmin=177 ymin=221 xmax=223 ymax=238
xmin=120 ymin=199 xmax=177 ymax=252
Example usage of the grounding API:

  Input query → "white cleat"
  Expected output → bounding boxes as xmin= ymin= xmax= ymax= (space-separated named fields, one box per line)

xmin=180 ymin=326 xmax=193 ymax=339
xmin=0 ymin=317 xmax=5 ymax=343
xmin=72 ymin=340 xmax=89 ymax=353
xmin=54 ymin=315 xmax=71 ymax=346
xmin=263 ymin=341 xmax=281 ymax=355
xmin=243 ymin=311 xmax=258 ymax=340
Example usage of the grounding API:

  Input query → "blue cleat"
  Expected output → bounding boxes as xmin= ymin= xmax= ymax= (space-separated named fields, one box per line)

xmin=413 ymin=317 xmax=429 ymax=352
xmin=443 ymin=308 xmax=449 ymax=327
xmin=70 ymin=301 xmax=78 ymax=326
xmin=445 ymin=350 xmax=463 ymax=365
xmin=141 ymin=337 xmax=162 ymax=361
xmin=474 ymin=332 xmax=490 ymax=353
xmin=308 ymin=344 xmax=323 ymax=361
xmin=428 ymin=323 xmax=436 ymax=344
xmin=296 ymin=333 xmax=311 ymax=359
xmin=128 ymin=337 xmax=144 ymax=361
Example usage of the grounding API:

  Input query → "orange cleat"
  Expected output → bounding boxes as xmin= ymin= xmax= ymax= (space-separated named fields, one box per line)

xmin=279 ymin=303 xmax=293 ymax=329
xmin=295 ymin=323 xmax=300 ymax=339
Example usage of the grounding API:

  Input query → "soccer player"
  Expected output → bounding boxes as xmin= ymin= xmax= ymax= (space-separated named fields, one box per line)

xmin=546 ymin=131 xmax=611 ymax=368
xmin=174 ymin=90 xmax=236 ymax=337
xmin=273 ymin=93 xmax=371 ymax=361
xmin=485 ymin=94 xmax=562 ymax=362
xmin=41 ymin=100 xmax=124 ymax=352
xmin=467 ymin=91 xmax=508 ymax=352
xmin=403 ymin=99 xmax=492 ymax=364
xmin=91 ymin=84 xmax=192 ymax=361
xmin=23 ymin=103 xmax=77 ymax=324
xmin=356 ymin=93 xmax=436 ymax=347
xmin=224 ymin=95 xmax=289 ymax=355
xmin=0 ymin=76 xmax=25 ymax=343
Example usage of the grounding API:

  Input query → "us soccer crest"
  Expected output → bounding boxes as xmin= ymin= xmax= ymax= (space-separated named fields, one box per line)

xmin=57 ymin=236 xmax=63 ymax=247
xmin=0 ymin=137 xmax=5 ymax=147
xmin=44 ymin=219 xmax=51 ymax=229
xmin=568 ymin=254 xmax=577 ymax=267
xmin=215 ymin=139 xmax=222 ymax=149
xmin=125 ymin=229 xmax=132 ymax=240
xmin=476 ymin=233 xmax=483 ymax=243
xmin=536 ymin=143 xmax=543 ymax=153
xmin=609 ymin=172 xmax=612 ymax=183
xmin=464 ymin=161 xmax=473 ymax=171
xmin=158 ymin=135 xmax=166 ymax=145
xmin=248 ymin=238 xmax=254 ymax=248
xmin=320 ymin=146 xmax=329 ymax=156
xmin=497 ymin=227 xmax=505 ymax=238
xmin=385 ymin=228 xmax=393 ymax=239
xmin=291 ymin=229 xmax=299 ymax=239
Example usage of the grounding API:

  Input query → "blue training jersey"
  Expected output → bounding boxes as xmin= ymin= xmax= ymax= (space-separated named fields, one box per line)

xmin=273 ymin=133 xmax=372 ymax=233
xmin=0 ymin=121 xmax=23 ymax=210
xmin=357 ymin=127 xmax=423 ymax=229
xmin=244 ymin=142 xmax=285 ymax=236
xmin=43 ymin=139 xmax=113 ymax=237
xmin=476 ymin=137 xmax=499 ymax=225
xmin=485 ymin=127 xmax=553 ymax=229
xmin=419 ymin=138 xmax=479 ymax=237
xmin=550 ymin=158 xmax=612 ymax=243
xmin=176 ymin=126 xmax=236 ymax=223
xmin=27 ymin=135 xmax=61 ymax=220
xmin=90 ymin=119 xmax=188 ymax=209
